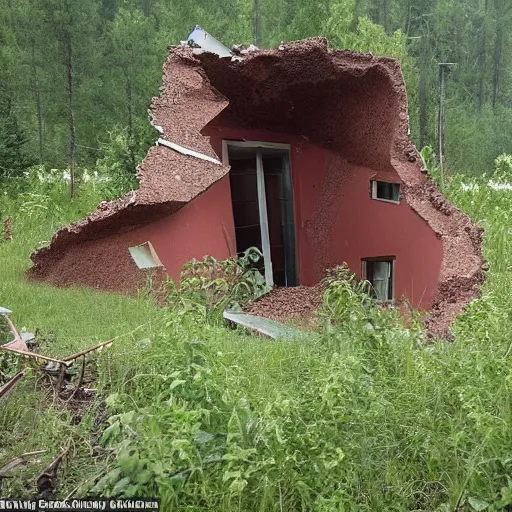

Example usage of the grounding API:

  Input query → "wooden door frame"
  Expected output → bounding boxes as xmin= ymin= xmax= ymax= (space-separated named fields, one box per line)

xmin=222 ymin=140 xmax=296 ymax=288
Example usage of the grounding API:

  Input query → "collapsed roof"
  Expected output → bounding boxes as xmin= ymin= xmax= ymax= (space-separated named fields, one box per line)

xmin=29 ymin=36 xmax=485 ymax=338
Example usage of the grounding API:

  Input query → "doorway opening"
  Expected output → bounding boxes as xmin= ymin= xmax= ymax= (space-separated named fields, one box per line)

xmin=223 ymin=141 xmax=298 ymax=287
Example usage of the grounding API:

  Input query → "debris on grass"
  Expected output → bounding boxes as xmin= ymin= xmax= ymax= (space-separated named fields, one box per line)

xmin=244 ymin=284 xmax=325 ymax=328
xmin=0 ymin=370 xmax=25 ymax=402
xmin=1 ymin=307 xmax=113 ymax=396
xmin=36 ymin=448 xmax=69 ymax=499
xmin=0 ymin=450 xmax=47 ymax=477
xmin=1 ymin=312 xmax=30 ymax=352
xmin=223 ymin=310 xmax=305 ymax=339
xmin=0 ymin=450 xmax=47 ymax=492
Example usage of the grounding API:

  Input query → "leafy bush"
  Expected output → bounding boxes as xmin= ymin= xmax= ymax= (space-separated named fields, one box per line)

xmin=166 ymin=248 xmax=270 ymax=323
xmin=322 ymin=264 xmax=374 ymax=322
xmin=95 ymin=122 xmax=153 ymax=194
xmin=0 ymin=113 xmax=34 ymax=179
xmin=321 ymin=264 xmax=424 ymax=345
xmin=493 ymin=153 xmax=512 ymax=183
xmin=89 ymin=285 xmax=428 ymax=510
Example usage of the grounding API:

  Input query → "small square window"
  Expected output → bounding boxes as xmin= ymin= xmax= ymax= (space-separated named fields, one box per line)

xmin=362 ymin=258 xmax=394 ymax=301
xmin=370 ymin=180 xmax=400 ymax=203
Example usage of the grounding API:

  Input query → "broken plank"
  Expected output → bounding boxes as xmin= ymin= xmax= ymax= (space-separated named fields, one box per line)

xmin=3 ymin=314 xmax=28 ymax=352
xmin=36 ymin=448 xmax=69 ymax=499
xmin=62 ymin=338 xmax=114 ymax=362
xmin=0 ymin=371 xmax=25 ymax=401
xmin=223 ymin=310 xmax=303 ymax=340
xmin=0 ymin=345 xmax=71 ymax=366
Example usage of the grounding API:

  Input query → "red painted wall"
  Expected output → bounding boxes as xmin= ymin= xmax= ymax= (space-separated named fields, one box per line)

xmin=39 ymin=123 xmax=442 ymax=308
xmin=36 ymin=178 xmax=236 ymax=293
xmin=144 ymin=175 xmax=235 ymax=281
xmin=203 ymin=123 xmax=443 ymax=309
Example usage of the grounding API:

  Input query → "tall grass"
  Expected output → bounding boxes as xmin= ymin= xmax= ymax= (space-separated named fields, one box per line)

xmin=0 ymin=167 xmax=511 ymax=510
xmin=0 ymin=169 xmax=163 ymax=496
xmin=0 ymin=168 xmax=159 ymax=351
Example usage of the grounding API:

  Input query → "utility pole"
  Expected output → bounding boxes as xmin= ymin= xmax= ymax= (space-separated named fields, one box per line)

xmin=437 ymin=63 xmax=455 ymax=191
xmin=253 ymin=0 xmax=261 ymax=47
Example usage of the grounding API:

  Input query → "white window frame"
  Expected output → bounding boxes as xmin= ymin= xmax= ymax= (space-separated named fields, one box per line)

xmin=370 ymin=180 xmax=400 ymax=204
xmin=222 ymin=140 xmax=292 ymax=288
xmin=361 ymin=257 xmax=395 ymax=302
xmin=221 ymin=140 xmax=291 ymax=165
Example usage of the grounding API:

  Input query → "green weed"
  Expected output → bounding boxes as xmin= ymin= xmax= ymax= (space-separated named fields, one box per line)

xmin=166 ymin=248 xmax=269 ymax=324
xmin=0 ymin=164 xmax=511 ymax=510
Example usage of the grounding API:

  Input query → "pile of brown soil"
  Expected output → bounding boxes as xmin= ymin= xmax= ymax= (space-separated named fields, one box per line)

xmin=245 ymin=284 xmax=325 ymax=328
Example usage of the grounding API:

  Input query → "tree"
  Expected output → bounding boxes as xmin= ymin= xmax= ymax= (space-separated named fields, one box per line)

xmin=253 ymin=0 xmax=261 ymax=46
xmin=108 ymin=8 xmax=159 ymax=173
xmin=8 ymin=0 xmax=50 ymax=164
xmin=478 ymin=0 xmax=489 ymax=111
xmin=0 ymin=113 xmax=33 ymax=178
xmin=491 ymin=0 xmax=511 ymax=109
xmin=39 ymin=0 xmax=102 ymax=197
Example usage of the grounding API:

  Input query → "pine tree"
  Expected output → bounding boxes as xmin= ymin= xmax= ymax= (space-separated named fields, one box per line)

xmin=0 ymin=113 xmax=33 ymax=178
xmin=39 ymin=0 xmax=103 ymax=197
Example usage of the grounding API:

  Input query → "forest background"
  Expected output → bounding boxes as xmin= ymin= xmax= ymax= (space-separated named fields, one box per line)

xmin=1 ymin=0 xmax=511 ymax=186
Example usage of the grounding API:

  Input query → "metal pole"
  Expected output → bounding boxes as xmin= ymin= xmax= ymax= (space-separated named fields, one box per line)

xmin=253 ymin=0 xmax=261 ymax=47
xmin=437 ymin=63 xmax=455 ymax=190
xmin=256 ymin=150 xmax=273 ymax=287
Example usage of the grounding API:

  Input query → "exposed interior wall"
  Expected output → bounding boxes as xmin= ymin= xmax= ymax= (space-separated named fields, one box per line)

xmin=138 ymin=176 xmax=235 ymax=281
xmin=31 ymin=177 xmax=235 ymax=292
xmin=204 ymin=124 xmax=443 ymax=309
xmin=29 ymin=39 xmax=484 ymax=336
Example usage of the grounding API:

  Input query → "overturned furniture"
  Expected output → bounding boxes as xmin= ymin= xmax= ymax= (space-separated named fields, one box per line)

xmin=29 ymin=33 xmax=485 ymax=338
xmin=0 ymin=306 xmax=114 ymax=396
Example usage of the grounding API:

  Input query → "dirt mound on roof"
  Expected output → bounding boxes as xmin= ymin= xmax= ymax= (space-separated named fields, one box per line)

xmin=245 ymin=284 xmax=325 ymax=327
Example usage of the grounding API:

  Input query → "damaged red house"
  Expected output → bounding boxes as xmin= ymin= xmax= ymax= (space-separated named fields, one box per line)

xmin=30 ymin=30 xmax=485 ymax=336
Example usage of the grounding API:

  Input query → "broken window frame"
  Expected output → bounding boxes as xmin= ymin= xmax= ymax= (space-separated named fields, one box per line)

xmin=361 ymin=256 xmax=395 ymax=302
xmin=128 ymin=241 xmax=163 ymax=269
xmin=370 ymin=180 xmax=400 ymax=204
xmin=222 ymin=140 xmax=298 ymax=288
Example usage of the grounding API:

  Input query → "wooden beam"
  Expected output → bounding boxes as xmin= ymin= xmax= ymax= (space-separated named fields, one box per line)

xmin=0 ymin=345 xmax=70 ymax=366
xmin=61 ymin=338 xmax=114 ymax=362
xmin=0 ymin=371 xmax=25 ymax=400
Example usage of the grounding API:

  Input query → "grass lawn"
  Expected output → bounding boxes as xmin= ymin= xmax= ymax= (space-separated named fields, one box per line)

xmin=0 ymin=173 xmax=511 ymax=510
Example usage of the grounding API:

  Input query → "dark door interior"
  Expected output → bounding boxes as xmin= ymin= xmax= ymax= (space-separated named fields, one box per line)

xmin=227 ymin=145 xmax=298 ymax=287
